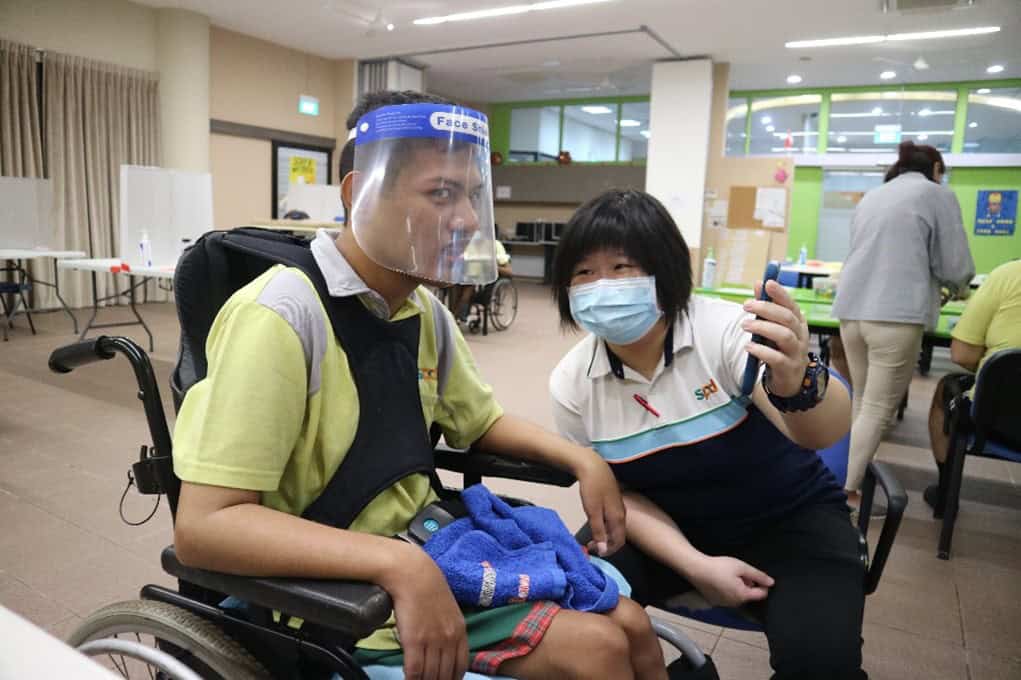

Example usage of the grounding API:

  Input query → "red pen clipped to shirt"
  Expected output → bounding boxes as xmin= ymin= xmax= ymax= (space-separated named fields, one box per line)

xmin=633 ymin=393 xmax=660 ymax=418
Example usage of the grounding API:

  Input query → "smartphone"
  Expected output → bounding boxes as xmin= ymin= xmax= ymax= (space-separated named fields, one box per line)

xmin=740 ymin=261 xmax=781 ymax=396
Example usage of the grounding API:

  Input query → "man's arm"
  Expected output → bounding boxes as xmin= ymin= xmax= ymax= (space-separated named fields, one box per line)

xmin=950 ymin=338 xmax=984 ymax=373
xmin=476 ymin=414 xmax=627 ymax=556
xmin=174 ymin=482 xmax=471 ymax=680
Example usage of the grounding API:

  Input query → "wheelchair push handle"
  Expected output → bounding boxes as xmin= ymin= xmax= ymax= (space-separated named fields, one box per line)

xmin=49 ymin=337 xmax=117 ymax=373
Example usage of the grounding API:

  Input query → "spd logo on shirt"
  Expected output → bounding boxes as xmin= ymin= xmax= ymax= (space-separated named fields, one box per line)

xmin=693 ymin=379 xmax=718 ymax=401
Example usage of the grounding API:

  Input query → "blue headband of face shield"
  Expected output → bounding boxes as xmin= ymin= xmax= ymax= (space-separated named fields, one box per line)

xmin=568 ymin=276 xmax=662 ymax=345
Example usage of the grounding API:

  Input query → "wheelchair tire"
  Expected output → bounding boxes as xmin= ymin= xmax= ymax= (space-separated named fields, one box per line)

xmin=68 ymin=599 xmax=271 ymax=680
xmin=489 ymin=279 xmax=518 ymax=331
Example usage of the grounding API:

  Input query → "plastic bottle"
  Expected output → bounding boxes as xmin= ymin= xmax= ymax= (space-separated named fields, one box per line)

xmin=701 ymin=247 xmax=717 ymax=289
xmin=798 ymin=243 xmax=808 ymax=265
xmin=139 ymin=230 xmax=153 ymax=267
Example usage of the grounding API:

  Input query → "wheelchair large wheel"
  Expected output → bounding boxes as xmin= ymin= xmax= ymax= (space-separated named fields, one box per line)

xmin=68 ymin=599 xmax=271 ymax=679
xmin=489 ymin=279 xmax=518 ymax=331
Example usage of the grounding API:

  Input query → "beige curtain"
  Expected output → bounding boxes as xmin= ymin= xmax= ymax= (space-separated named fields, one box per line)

xmin=44 ymin=52 xmax=161 ymax=309
xmin=1 ymin=40 xmax=44 ymax=313
xmin=0 ymin=40 xmax=43 ymax=177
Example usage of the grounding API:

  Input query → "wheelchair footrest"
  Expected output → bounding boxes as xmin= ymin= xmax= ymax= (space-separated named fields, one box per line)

xmin=161 ymin=546 xmax=393 ymax=641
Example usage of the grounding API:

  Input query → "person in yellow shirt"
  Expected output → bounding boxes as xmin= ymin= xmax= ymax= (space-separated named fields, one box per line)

xmin=925 ymin=259 xmax=1021 ymax=508
xmin=172 ymin=90 xmax=674 ymax=680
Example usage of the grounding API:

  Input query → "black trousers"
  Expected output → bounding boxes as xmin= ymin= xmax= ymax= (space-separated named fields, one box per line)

xmin=608 ymin=501 xmax=868 ymax=680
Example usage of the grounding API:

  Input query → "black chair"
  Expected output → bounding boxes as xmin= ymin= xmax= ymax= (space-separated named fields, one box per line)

xmin=1 ymin=263 xmax=35 ymax=341
xmin=48 ymin=227 xmax=707 ymax=679
xmin=930 ymin=349 xmax=1021 ymax=560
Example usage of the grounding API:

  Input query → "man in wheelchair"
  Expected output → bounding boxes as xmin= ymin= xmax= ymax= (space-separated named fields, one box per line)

xmin=447 ymin=237 xmax=513 ymax=329
xmin=170 ymin=91 xmax=679 ymax=680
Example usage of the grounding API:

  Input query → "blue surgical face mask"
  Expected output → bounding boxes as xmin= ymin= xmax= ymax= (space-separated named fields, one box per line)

xmin=569 ymin=275 xmax=662 ymax=345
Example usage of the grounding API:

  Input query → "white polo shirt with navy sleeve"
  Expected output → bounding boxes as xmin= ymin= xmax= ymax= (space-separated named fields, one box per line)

xmin=550 ymin=295 xmax=844 ymax=547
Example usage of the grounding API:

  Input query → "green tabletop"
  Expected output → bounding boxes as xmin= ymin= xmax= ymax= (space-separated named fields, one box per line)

xmin=696 ymin=287 xmax=955 ymax=341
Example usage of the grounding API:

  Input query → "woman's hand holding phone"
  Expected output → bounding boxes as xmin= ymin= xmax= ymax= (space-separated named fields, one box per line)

xmin=742 ymin=279 xmax=810 ymax=398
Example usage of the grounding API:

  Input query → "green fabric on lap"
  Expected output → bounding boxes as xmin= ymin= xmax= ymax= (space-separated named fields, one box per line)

xmin=353 ymin=602 xmax=535 ymax=667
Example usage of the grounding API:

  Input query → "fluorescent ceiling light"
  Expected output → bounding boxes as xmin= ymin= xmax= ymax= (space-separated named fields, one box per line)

xmin=786 ymin=74 xmax=803 ymax=84
xmin=880 ymin=71 xmax=897 ymax=80
xmin=977 ymin=88 xmax=992 ymax=94
xmin=969 ymin=122 xmax=978 ymax=128
xmin=640 ymin=130 xmax=651 ymax=139
xmin=386 ymin=23 xmax=395 ymax=31
xmin=619 ymin=119 xmax=641 ymax=127
xmin=830 ymin=111 xmax=884 ymax=118
xmin=786 ymin=35 xmax=884 ymax=48
xmin=761 ymin=116 xmax=772 ymax=125
xmin=887 ymin=27 xmax=1000 ymax=42
xmin=581 ymin=105 xmax=613 ymax=115
xmin=986 ymin=64 xmax=1005 ymax=74
xmin=414 ymin=0 xmax=611 ymax=25
xmin=919 ymin=108 xmax=931 ymax=117
xmin=837 ymin=135 xmax=847 ymax=143
xmin=872 ymin=107 xmax=883 ymax=115
xmin=786 ymin=26 xmax=999 ymax=49
xmin=766 ymin=125 xmax=776 ymax=132
xmin=917 ymin=133 xmax=929 ymax=140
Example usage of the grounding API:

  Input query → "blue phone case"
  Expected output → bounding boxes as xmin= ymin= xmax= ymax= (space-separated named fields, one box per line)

xmin=740 ymin=261 xmax=781 ymax=396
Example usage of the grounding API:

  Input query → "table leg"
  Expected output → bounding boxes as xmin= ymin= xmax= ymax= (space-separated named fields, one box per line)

xmin=51 ymin=258 xmax=79 ymax=333
xmin=127 ymin=275 xmax=154 ymax=352
xmin=16 ymin=262 xmax=35 ymax=335
xmin=79 ymin=271 xmax=102 ymax=341
xmin=919 ymin=341 xmax=934 ymax=376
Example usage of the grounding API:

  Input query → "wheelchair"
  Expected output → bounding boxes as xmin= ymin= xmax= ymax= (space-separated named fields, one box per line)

xmin=47 ymin=227 xmax=708 ymax=679
xmin=444 ymin=277 xmax=518 ymax=337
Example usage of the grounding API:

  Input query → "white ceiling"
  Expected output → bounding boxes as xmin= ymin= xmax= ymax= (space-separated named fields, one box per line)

xmin=137 ymin=0 xmax=1021 ymax=101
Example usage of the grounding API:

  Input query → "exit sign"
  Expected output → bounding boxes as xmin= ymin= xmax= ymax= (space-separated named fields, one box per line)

xmin=299 ymin=95 xmax=319 ymax=116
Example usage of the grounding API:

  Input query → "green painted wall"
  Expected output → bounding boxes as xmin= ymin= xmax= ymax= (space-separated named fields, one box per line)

xmin=788 ymin=167 xmax=822 ymax=260
xmin=949 ymin=167 xmax=1021 ymax=273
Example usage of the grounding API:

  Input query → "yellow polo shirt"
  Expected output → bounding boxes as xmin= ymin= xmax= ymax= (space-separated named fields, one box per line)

xmin=951 ymin=260 xmax=1021 ymax=374
xmin=173 ymin=230 xmax=503 ymax=649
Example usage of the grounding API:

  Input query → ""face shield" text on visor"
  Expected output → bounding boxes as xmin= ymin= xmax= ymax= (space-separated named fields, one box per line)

xmin=349 ymin=104 xmax=497 ymax=286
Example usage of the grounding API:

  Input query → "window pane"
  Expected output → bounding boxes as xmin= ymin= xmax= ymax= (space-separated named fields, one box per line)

xmin=618 ymin=102 xmax=649 ymax=161
xmin=509 ymin=106 xmax=560 ymax=162
xmin=748 ymin=95 xmax=821 ymax=155
xmin=562 ymin=103 xmax=618 ymax=162
xmin=964 ymin=87 xmax=1021 ymax=153
xmin=828 ymin=91 xmax=956 ymax=154
xmin=817 ymin=170 xmax=885 ymax=261
xmin=725 ymin=98 xmax=748 ymax=156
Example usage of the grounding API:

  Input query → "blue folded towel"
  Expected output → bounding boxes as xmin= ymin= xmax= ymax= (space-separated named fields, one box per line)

xmin=423 ymin=484 xmax=619 ymax=612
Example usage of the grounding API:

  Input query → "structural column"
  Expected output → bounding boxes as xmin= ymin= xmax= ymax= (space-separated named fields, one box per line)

xmin=646 ymin=59 xmax=714 ymax=248
xmin=156 ymin=8 xmax=210 ymax=172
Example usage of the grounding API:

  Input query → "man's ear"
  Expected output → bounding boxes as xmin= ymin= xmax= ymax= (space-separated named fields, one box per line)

xmin=341 ymin=171 xmax=358 ymax=212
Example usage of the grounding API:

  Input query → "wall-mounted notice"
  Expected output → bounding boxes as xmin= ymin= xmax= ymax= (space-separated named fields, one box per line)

xmin=975 ymin=189 xmax=1017 ymax=236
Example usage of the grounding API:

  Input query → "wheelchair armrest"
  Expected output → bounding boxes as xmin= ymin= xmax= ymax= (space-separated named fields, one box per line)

xmin=860 ymin=462 xmax=907 ymax=595
xmin=434 ymin=444 xmax=576 ymax=487
xmin=161 ymin=546 xmax=393 ymax=641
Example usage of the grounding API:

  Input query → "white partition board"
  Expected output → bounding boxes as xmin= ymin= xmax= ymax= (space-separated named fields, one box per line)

xmin=285 ymin=182 xmax=344 ymax=223
xmin=0 ymin=176 xmax=58 ymax=249
xmin=119 ymin=165 xmax=213 ymax=265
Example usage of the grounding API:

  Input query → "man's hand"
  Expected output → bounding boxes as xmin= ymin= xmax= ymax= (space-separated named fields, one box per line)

xmin=575 ymin=456 xmax=627 ymax=557
xmin=687 ymin=555 xmax=774 ymax=608
xmin=382 ymin=543 xmax=468 ymax=680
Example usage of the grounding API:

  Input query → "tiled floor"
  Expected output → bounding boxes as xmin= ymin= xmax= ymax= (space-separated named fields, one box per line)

xmin=1 ymin=282 xmax=1019 ymax=679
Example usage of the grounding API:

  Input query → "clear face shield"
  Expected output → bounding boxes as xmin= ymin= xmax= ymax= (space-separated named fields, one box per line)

xmin=349 ymin=104 xmax=497 ymax=286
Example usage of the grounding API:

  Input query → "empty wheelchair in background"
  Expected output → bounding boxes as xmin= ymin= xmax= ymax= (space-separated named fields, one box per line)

xmin=47 ymin=227 xmax=710 ymax=679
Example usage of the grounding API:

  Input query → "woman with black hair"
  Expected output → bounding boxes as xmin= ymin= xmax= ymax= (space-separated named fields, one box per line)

xmin=832 ymin=141 xmax=974 ymax=512
xmin=549 ymin=189 xmax=866 ymax=680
